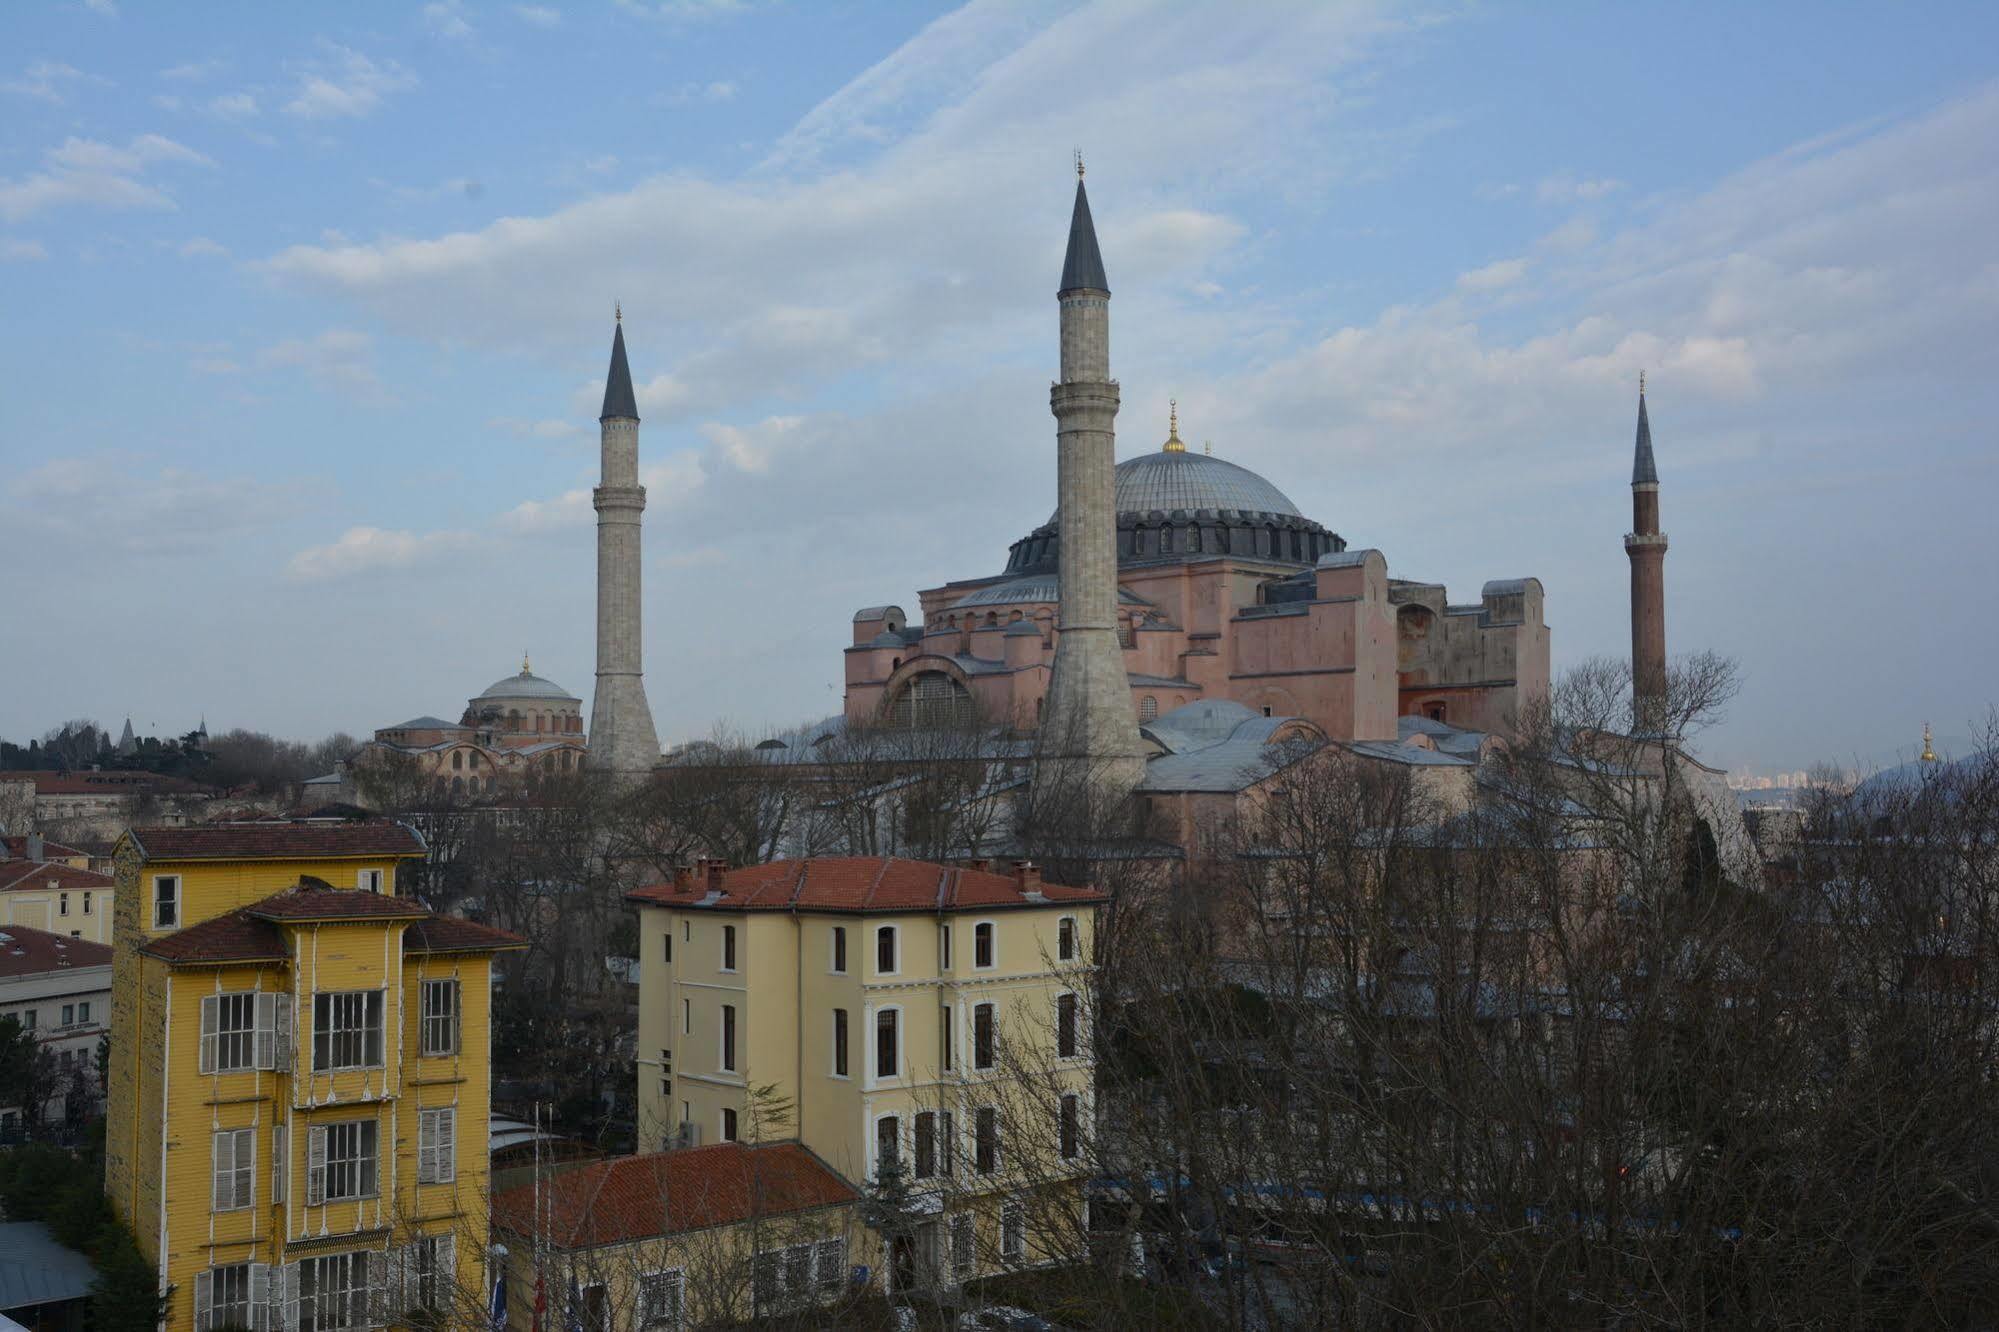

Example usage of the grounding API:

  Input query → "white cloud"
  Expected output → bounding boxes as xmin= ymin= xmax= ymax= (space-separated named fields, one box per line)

xmin=0 ymin=134 xmax=213 ymax=223
xmin=1 ymin=60 xmax=95 ymax=103
xmin=190 ymin=354 xmax=242 ymax=374
xmin=581 ymin=154 xmax=617 ymax=174
xmin=662 ymin=79 xmax=738 ymax=105
xmin=488 ymin=416 xmax=583 ymax=440
xmin=8 ymin=455 xmax=292 ymax=554
xmin=699 ymin=415 xmax=803 ymax=474
xmin=1537 ymin=173 xmax=1624 ymax=204
xmin=512 ymin=4 xmax=562 ymax=26
xmin=1 ymin=238 xmax=47 ymax=261
xmin=208 ymin=91 xmax=258 ymax=119
xmin=1457 ymin=257 xmax=1528 ymax=291
xmin=260 ymin=328 xmax=386 ymax=399
xmin=284 ymin=43 xmax=415 ymax=120
xmin=422 ymin=1 xmax=474 ymax=40
xmin=159 ymin=59 xmax=224 ymax=82
xmin=179 ymin=236 xmax=227 ymax=257
xmin=285 ymin=526 xmax=475 ymax=581
xmin=82 ymin=0 xmax=118 ymax=15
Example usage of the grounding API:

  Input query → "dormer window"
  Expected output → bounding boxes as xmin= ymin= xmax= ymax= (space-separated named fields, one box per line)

xmin=153 ymin=875 xmax=180 ymax=929
xmin=356 ymin=869 xmax=383 ymax=893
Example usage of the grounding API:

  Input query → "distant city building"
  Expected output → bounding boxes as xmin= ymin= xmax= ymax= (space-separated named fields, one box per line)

xmin=0 ymin=838 xmax=114 ymax=945
xmin=0 ymin=923 xmax=111 ymax=1131
xmin=105 ymin=819 xmax=524 ymax=1331
xmin=356 ymin=656 xmax=589 ymax=799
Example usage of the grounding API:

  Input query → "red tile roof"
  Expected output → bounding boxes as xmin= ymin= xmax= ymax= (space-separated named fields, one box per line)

xmin=404 ymin=915 xmax=528 ymax=955
xmin=0 ymin=860 xmax=114 ymax=894
xmin=492 ymin=1142 xmax=855 ymax=1248
xmin=627 ymin=856 xmax=1106 ymax=915
xmin=247 ymin=887 xmax=429 ymax=922
xmin=139 ymin=911 xmax=289 ymax=967
xmin=127 ymin=820 xmax=426 ymax=862
xmin=141 ymin=885 xmax=523 ymax=967
xmin=15 ymin=770 xmax=211 ymax=796
xmin=0 ymin=922 xmax=113 ymax=979
xmin=0 ymin=837 xmax=87 ymax=862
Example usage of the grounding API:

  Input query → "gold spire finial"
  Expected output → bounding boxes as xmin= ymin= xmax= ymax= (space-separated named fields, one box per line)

xmin=1639 ymin=369 xmax=1646 ymax=396
xmin=1074 ymin=149 xmax=1084 ymax=181
xmin=1163 ymin=399 xmax=1186 ymax=452
xmin=615 ymin=301 xmax=622 ymax=324
xmin=523 ymin=651 xmax=532 ymax=675
xmin=1921 ymin=722 xmax=1938 ymax=763
xmin=1204 ymin=439 xmax=1212 ymax=456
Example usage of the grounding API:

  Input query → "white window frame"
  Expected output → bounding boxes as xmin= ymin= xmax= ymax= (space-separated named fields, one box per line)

xmin=938 ymin=921 xmax=952 ymax=970
xmin=1001 ymin=1198 xmax=1026 ymax=1265
xmin=973 ymin=919 xmax=997 ymax=970
xmin=871 ymin=1112 xmax=902 ymax=1181
xmin=82 ymin=890 xmax=92 ymax=915
xmin=355 ymin=868 xmax=383 ymax=893
xmin=721 ymin=1106 xmax=738 ymax=1143
xmin=1056 ymin=989 xmax=1081 ymax=1060
xmin=974 ymin=1105 xmax=1000 ymax=1176
xmin=292 ymin=1250 xmax=381 ymax=1332
xmin=829 ymin=925 xmax=847 ymax=974
xmin=831 ymin=1007 xmax=849 ymax=1079
xmin=307 ymin=1119 xmax=379 ymax=1205
xmin=719 ymin=1003 xmax=738 ymax=1074
xmin=58 ymin=891 xmax=68 ymax=917
xmin=212 ymin=1126 xmax=255 ymax=1212
xmin=419 ymin=979 xmax=460 ymax=1057
xmin=153 ymin=874 xmax=180 ymax=928
xmin=194 ymin=1261 xmax=269 ymax=1331
xmin=940 ymin=1002 xmax=955 ymax=1072
xmin=871 ymin=1003 xmax=902 ymax=1083
xmin=406 ymin=1233 xmax=455 ymax=1316
xmin=311 ymin=990 xmax=385 ymax=1072
xmin=949 ymin=1212 xmax=975 ymax=1282
xmin=913 ymin=1109 xmax=938 ymax=1181
xmin=972 ymin=1000 xmax=998 ymax=1071
xmin=417 ymin=1107 xmax=456 ymax=1184
xmin=720 ymin=923 xmax=738 ymax=973
xmin=874 ymin=924 xmax=898 ymax=977
xmin=639 ymin=1267 xmax=686 ymax=1329
xmin=1056 ymin=915 xmax=1077 ymax=962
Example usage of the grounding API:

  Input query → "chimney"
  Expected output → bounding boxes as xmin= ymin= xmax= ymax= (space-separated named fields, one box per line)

xmin=965 ymin=857 xmax=992 ymax=873
xmin=25 ymin=833 xmax=44 ymax=863
xmin=671 ymin=865 xmax=694 ymax=893
xmin=1012 ymin=860 xmax=1042 ymax=894
xmin=705 ymin=859 xmax=729 ymax=892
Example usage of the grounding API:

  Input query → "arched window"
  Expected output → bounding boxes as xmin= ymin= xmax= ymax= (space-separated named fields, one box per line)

xmin=1138 ymin=696 xmax=1158 ymax=722
xmin=1117 ymin=620 xmax=1134 ymax=648
xmin=889 ymin=671 xmax=973 ymax=729
xmin=985 ymin=612 xmax=998 ymax=626
xmin=450 ymin=777 xmax=464 ymax=797
xmin=1425 ymin=701 xmax=1447 ymax=722
xmin=507 ymin=709 xmax=521 ymax=731
xmin=451 ymin=751 xmax=463 ymax=771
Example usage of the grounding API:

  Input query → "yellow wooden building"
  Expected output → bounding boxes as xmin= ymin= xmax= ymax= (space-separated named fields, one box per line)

xmin=105 ymin=820 xmax=522 ymax=1331
xmin=629 ymin=856 xmax=1103 ymax=1296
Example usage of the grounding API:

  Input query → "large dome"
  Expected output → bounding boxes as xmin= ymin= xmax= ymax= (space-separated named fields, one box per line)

xmin=1045 ymin=449 xmax=1303 ymax=525
xmin=475 ymin=666 xmax=578 ymax=702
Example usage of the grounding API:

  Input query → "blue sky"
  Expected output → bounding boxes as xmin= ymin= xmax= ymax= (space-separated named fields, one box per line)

xmin=4 ymin=1 xmax=1996 ymax=778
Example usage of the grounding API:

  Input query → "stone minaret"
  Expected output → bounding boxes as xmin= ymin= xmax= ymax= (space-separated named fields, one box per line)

xmin=1625 ymin=374 xmax=1669 ymax=736
xmin=587 ymin=310 xmax=661 ymax=775
xmin=1036 ymin=165 xmax=1145 ymax=796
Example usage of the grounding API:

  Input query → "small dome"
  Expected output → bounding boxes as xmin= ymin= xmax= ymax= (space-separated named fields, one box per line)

xmin=475 ymin=668 xmax=578 ymax=702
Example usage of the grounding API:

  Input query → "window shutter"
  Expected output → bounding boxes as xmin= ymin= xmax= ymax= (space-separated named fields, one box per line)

xmin=272 ymin=1124 xmax=287 ymax=1204
xmin=437 ymin=1109 xmax=456 ymax=1183
xmin=249 ymin=1263 xmax=271 ymax=1332
xmin=194 ymin=1268 xmax=212 ymax=1331
xmin=274 ymin=994 xmax=292 ymax=1070
xmin=367 ymin=1250 xmax=391 ymax=1325
xmin=199 ymin=996 xmax=218 ymax=1074
xmin=256 ymin=993 xmax=277 ymax=1070
xmin=212 ymin=1131 xmax=233 ymax=1211
xmin=439 ymin=1236 xmax=456 ymax=1307
xmin=306 ymin=1126 xmax=326 ymax=1206
xmin=388 ymin=1244 xmax=410 ymax=1316
xmin=274 ymin=1261 xmax=297 ymax=1332
xmin=417 ymin=1113 xmax=434 ymax=1183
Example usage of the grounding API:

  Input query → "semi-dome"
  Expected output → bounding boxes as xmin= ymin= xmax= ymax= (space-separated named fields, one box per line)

xmin=475 ymin=659 xmax=579 ymax=702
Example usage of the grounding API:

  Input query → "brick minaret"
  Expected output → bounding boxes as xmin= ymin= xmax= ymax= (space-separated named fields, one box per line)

xmin=588 ymin=309 xmax=661 ymax=775
xmin=1625 ymin=374 xmax=1668 ymax=736
xmin=1035 ymin=163 xmax=1144 ymax=797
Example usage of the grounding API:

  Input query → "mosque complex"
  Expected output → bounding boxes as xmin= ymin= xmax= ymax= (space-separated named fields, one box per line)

xmin=364 ymin=164 xmax=1689 ymax=834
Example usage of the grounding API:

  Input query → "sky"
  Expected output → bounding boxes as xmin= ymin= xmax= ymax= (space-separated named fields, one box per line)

xmin=3 ymin=1 xmax=1996 ymax=780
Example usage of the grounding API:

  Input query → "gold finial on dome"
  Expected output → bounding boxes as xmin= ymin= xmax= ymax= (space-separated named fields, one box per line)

xmin=1074 ymin=149 xmax=1084 ymax=180
xmin=1163 ymin=399 xmax=1186 ymax=453
xmin=522 ymin=651 xmax=532 ymax=676
xmin=1921 ymin=721 xmax=1938 ymax=763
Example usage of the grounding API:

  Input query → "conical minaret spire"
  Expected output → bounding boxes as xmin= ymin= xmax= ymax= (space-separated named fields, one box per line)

xmin=1035 ymin=165 xmax=1145 ymax=801
xmin=588 ymin=310 xmax=661 ymax=776
xmin=1624 ymin=373 xmax=1669 ymax=736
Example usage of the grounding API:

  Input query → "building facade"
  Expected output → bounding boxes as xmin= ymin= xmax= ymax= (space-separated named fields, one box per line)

xmin=356 ymin=659 xmax=590 ymax=800
xmin=0 ymin=923 xmax=111 ymax=1132
xmin=629 ymin=857 xmax=1104 ymax=1293
xmin=104 ymin=820 xmax=523 ymax=1331
xmin=0 ymin=849 xmax=114 ymax=946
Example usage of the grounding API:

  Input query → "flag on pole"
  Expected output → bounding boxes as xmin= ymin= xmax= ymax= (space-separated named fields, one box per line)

xmin=489 ymin=1266 xmax=507 ymax=1332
